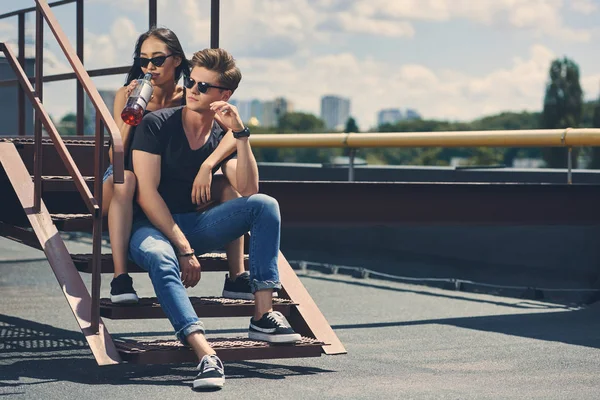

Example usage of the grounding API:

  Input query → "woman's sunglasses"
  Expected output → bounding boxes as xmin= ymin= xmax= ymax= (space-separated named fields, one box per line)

xmin=135 ymin=54 xmax=174 ymax=68
xmin=184 ymin=77 xmax=231 ymax=93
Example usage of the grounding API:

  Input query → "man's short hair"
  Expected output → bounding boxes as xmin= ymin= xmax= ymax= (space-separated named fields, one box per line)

xmin=190 ymin=48 xmax=241 ymax=93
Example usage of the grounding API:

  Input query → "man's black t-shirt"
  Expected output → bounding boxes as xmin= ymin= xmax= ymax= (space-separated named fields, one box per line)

xmin=130 ymin=106 xmax=235 ymax=218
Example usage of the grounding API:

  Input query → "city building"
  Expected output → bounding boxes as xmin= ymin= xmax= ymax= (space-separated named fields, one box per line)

xmin=377 ymin=108 xmax=403 ymax=126
xmin=321 ymin=95 xmax=350 ymax=131
xmin=405 ymin=108 xmax=422 ymax=120
xmin=84 ymin=89 xmax=117 ymax=135
xmin=0 ymin=56 xmax=35 ymax=136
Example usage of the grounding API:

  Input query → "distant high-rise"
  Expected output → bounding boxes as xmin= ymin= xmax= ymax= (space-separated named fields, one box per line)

xmin=321 ymin=95 xmax=350 ymax=131
xmin=377 ymin=108 xmax=403 ymax=126
xmin=405 ymin=109 xmax=421 ymax=121
xmin=0 ymin=56 xmax=35 ymax=136
xmin=261 ymin=97 xmax=293 ymax=128
xmin=85 ymin=89 xmax=117 ymax=135
xmin=230 ymin=99 xmax=253 ymax=123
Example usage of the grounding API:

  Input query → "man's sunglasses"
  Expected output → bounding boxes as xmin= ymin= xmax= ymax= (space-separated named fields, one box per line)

xmin=134 ymin=54 xmax=174 ymax=68
xmin=184 ymin=77 xmax=231 ymax=93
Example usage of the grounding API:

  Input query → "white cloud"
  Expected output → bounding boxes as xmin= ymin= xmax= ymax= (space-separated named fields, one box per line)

xmin=319 ymin=13 xmax=415 ymax=37
xmin=349 ymin=0 xmax=593 ymax=43
xmin=570 ymin=0 xmax=598 ymax=14
xmin=233 ymin=44 xmax=564 ymax=129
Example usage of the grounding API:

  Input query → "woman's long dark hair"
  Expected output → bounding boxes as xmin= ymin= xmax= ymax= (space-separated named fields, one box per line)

xmin=124 ymin=27 xmax=190 ymax=86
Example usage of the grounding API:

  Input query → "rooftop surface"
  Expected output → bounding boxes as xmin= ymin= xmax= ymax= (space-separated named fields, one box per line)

xmin=1 ymin=236 xmax=599 ymax=399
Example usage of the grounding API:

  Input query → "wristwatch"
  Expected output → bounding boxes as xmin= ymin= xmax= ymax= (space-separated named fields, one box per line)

xmin=233 ymin=127 xmax=250 ymax=139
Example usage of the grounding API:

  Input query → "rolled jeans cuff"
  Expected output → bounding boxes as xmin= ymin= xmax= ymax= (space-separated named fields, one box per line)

xmin=176 ymin=320 xmax=206 ymax=344
xmin=251 ymin=279 xmax=282 ymax=293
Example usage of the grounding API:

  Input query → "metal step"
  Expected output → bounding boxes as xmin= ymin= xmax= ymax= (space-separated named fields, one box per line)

xmin=51 ymin=213 xmax=102 ymax=232
xmin=116 ymin=336 xmax=325 ymax=364
xmin=100 ymin=296 xmax=296 ymax=319
xmin=71 ymin=252 xmax=245 ymax=273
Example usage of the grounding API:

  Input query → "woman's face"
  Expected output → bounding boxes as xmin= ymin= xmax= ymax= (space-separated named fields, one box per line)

xmin=139 ymin=36 xmax=181 ymax=86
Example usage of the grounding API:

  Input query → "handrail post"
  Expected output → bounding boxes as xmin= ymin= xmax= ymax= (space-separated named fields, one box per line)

xmin=210 ymin=0 xmax=220 ymax=48
xmin=17 ymin=12 xmax=25 ymax=136
xmin=567 ymin=147 xmax=573 ymax=185
xmin=91 ymin=110 xmax=104 ymax=334
xmin=149 ymin=0 xmax=157 ymax=28
xmin=76 ymin=0 xmax=84 ymax=136
xmin=34 ymin=4 xmax=44 ymax=213
xmin=348 ymin=148 xmax=356 ymax=182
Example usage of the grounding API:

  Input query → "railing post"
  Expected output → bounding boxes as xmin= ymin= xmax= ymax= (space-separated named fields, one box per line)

xmin=348 ymin=148 xmax=356 ymax=182
xmin=210 ymin=0 xmax=220 ymax=48
xmin=17 ymin=12 xmax=25 ymax=136
xmin=76 ymin=0 xmax=84 ymax=136
xmin=567 ymin=147 xmax=573 ymax=185
xmin=91 ymin=110 xmax=104 ymax=334
xmin=149 ymin=0 xmax=157 ymax=28
xmin=34 ymin=4 xmax=44 ymax=213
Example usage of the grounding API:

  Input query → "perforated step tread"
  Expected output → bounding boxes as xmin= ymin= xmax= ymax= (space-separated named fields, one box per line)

xmin=71 ymin=252 xmax=246 ymax=273
xmin=100 ymin=296 xmax=295 ymax=319
xmin=116 ymin=336 xmax=325 ymax=363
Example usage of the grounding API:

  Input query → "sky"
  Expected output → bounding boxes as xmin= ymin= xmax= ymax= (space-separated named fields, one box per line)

xmin=1 ymin=0 xmax=600 ymax=130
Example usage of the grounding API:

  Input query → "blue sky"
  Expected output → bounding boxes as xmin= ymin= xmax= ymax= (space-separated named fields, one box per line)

xmin=1 ymin=0 xmax=600 ymax=130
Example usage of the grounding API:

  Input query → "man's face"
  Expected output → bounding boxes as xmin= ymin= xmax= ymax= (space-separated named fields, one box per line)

xmin=185 ymin=66 xmax=231 ymax=113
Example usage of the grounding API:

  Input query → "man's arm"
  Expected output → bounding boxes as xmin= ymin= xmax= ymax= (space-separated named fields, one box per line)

xmin=192 ymin=130 xmax=237 ymax=204
xmin=209 ymin=101 xmax=259 ymax=196
xmin=221 ymin=136 xmax=259 ymax=196
xmin=133 ymin=150 xmax=200 ymax=287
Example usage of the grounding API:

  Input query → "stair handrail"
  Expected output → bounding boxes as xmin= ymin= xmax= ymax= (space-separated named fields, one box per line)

xmin=0 ymin=42 xmax=101 ymax=214
xmin=34 ymin=0 xmax=124 ymax=185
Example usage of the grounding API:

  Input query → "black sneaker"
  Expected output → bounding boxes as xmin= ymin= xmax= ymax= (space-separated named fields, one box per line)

xmin=248 ymin=311 xmax=301 ymax=343
xmin=193 ymin=354 xmax=225 ymax=390
xmin=110 ymin=273 xmax=139 ymax=304
xmin=222 ymin=272 xmax=278 ymax=300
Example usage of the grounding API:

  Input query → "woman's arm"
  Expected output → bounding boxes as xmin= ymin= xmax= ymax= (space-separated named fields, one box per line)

xmin=108 ymin=85 xmax=135 ymax=163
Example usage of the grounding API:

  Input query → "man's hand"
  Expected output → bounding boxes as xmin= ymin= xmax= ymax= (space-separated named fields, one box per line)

xmin=210 ymin=101 xmax=244 ymax=132
xmin=192 ymin=164 xmax=213 ymax=205
xmin=179 ymin=254 xmax=201 ymax=288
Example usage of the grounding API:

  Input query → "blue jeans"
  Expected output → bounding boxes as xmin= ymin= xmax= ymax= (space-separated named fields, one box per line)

xmin=102 ymin=164 xmax=114 ymax=183
xmin=128 ymin=194 xmax=282 ymax=343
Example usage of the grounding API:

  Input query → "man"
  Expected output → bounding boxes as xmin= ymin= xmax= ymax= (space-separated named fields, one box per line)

xmin=128 ymin=48 xmax=301 ymax=391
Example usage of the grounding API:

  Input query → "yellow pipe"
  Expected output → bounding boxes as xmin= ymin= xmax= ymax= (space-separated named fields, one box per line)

xmin=249 ymin=128 xmax=600 ymax=148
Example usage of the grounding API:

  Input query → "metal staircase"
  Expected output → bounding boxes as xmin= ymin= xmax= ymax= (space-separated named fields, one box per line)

xmin=0 ymin=0 xmax=345 ymax=366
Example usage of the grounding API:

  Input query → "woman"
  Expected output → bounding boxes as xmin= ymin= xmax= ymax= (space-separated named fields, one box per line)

xmin=104 ymin=27 xmax=245 ymax=303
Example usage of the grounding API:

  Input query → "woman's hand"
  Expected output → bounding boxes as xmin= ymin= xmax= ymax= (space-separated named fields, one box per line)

xmin=192 ymin=164 xmax=213 ymax=205
xmin=124 ymin=80 xmax=139 ymax=100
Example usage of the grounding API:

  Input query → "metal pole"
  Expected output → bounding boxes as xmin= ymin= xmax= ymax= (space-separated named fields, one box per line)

xmin=34 ymin=5 xmax=44 ymax=213
xmin=348 ymin=148 xmax=356 ymax=182
xmin=91 ymin=112 xmax=104 ymax=334
xmin=210 ymin=0 xmax=220 ymax=48
xmin=149 ymin=0 xmax=157 ymax=28
xmin=76 ymin=0 xmax=84 ymax=136
xmin=567 ymin=147 xmax=573 ymax=185
xmin=17 ymin=12 xmax=25 ymax=136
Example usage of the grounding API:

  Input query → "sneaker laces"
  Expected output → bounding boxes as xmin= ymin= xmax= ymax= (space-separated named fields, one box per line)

xmin=197 ymin=355 xmax=223 ymax=373
xmin=266 ymin=311 xmax=290 ymax=328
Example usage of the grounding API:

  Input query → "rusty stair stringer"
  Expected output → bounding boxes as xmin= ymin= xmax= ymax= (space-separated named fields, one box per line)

xmin=0 ymin=142 xmax=121 ymax=366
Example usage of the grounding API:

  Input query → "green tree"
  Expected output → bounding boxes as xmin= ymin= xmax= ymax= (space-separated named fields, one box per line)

xmin=590 ymin=86 xmax=600 ymax=168
xmin=344 ymin=117 xmax=359 ymax=133
xmin=541 ymin=57 xmax=583 ymax=168
xmin=277 ymin=112 xmax=325 ymax=133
